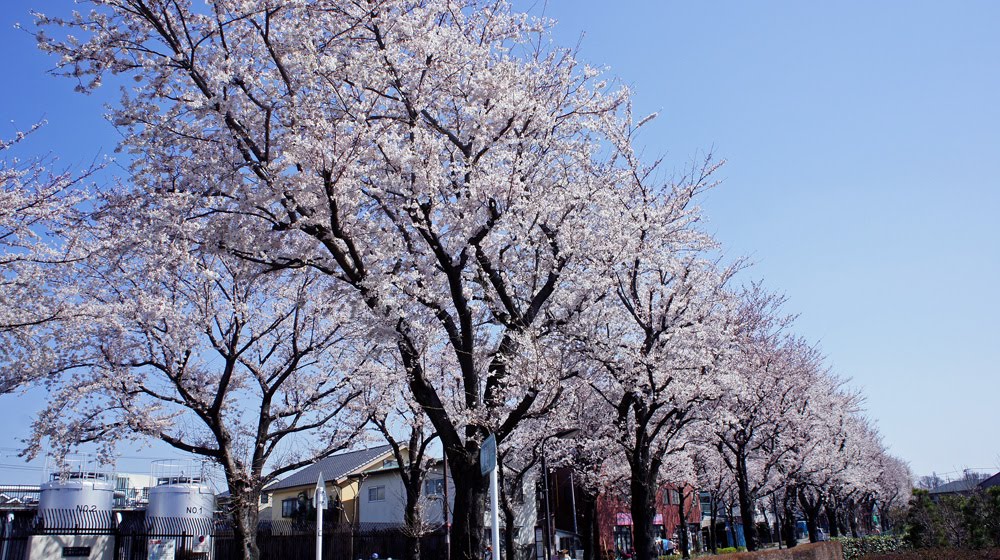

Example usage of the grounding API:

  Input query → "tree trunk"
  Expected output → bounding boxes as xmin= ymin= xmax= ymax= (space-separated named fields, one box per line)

xmin=799 ymin=491 xmax=822 ymax=542
xmin=629 ymin=460 xmax=656 ymax=560
xmin=735 ymin=454 xmax=758 ymax=551
xmin=726 ymin=504 xmax=738 ymax=549
xmin=781 ymin=491 xmax=798 ymax=549
xmin=825 ymin=503 xmax=840 ymax=538
xmin=449 ymin=455 xmax=490 ymax=560
xmin=708 ymin=495 xmax=719 ymax=554
xmin=847 ymin=499 xmax=860 ymax=538
xmin=580 ymin=491 xmax=599 ymax=560
xmin=230 ymin=491 xmax=261 ymax=560
xmin=677 ymin=490 xmax=691 ymax=558
xmin=498 ymin=466 xmax=516 ymax=560
xmin=771 ymin=496 xmax=783 ymax=549
xmin=404 ymin=495 xmax=422 ymax=560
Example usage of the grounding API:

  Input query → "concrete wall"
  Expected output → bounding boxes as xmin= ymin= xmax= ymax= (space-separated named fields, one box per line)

xmin=27 ymin=534 xmax=114 ymax=560
xmin=726 ymin=541 xmax=844 ymax=560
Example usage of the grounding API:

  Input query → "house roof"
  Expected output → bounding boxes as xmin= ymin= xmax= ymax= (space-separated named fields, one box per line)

xmin=978 ymin=472 xmax=1000 ymax=490
xmin=269 ymin=445 xmax=393 ymax=492
xmin=929 ymin=478 xmax=981 ymax=495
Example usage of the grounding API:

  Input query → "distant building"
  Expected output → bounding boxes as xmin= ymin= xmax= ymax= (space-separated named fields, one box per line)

xmin=595 ymin=483 xmax=702 ymax=557
xmin=265 ymin=445 xmax=398 ymax=525
xmin=976 ymin=472 xmax=1000 ymax=491
xmin=113 ymin=473 xmax=157 ymax=509
xmin=0 ymin=485 xmax=40 ymax=509
xmin=928 ymin=471 xmax=1000 ymax=502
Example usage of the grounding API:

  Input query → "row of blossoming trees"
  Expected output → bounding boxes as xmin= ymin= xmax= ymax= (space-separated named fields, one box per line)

xmin=1 ymin=2 xmax=911 ymax=560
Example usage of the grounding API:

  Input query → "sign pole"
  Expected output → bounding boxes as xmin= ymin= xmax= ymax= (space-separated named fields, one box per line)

xmin=490 ymin=466 xmax=500 ymax=560
xmin=316 ymin=472 xmax=327 ymax=560
xmin=480 ymin=433 xmax=500 ymax=560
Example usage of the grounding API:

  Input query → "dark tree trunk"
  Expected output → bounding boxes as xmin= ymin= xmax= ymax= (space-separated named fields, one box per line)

xmin=825 ymin=503 xmax=840 ymax=539
xmin=726 ymin=504 xmax=738 ymax=550
xmin=708 ymin=495 xmax=719 ymax=554
xmin=771 ymin=496 xmax=783 ymax=549
xmin=735 ymin=454 xmax=758 ymax=551
xmin=847 ymin=499 xmax=860 ymax=538
xmin=580 ymin=491 xmax=599 ymax=560
xmin=677 ymin=489 xmax=691 ymax=558
xmin=229 ymin=487 xmax=261 ymax=560
xmin=498 ymin=463 xmax=516 ymax=560
xmin=449 ymin=453 xmax=490 ymax=560
xmin=629 ymin=457 xmax=656 ymax=560
xmin=880 ymin=497 xmax=895 ymax=534
xmin=782 ymin=490 xmax=798 ymax=549
xmin=797 ymin=490 xmax=823 ymax=545
xmin=404 ymin=493 xmax=422 ymax=560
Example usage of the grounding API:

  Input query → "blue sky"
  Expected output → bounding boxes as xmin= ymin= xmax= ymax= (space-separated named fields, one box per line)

xmin=2 ymin=1 xmax=998 ymax=484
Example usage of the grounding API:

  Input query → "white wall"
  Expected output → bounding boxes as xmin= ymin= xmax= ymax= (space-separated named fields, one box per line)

xmin=357 ymin=466 xmax=455 ymax=527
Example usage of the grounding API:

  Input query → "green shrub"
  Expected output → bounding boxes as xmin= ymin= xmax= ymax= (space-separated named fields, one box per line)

xmin=715 ymin=546 xmax=746 ymax=554
xmin=837 ymin=535 xmax=908 ymax=560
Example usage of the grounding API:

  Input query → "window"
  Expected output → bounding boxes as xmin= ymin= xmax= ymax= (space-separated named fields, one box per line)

xmin=260 ymin=493 xmax=270 ymax=505
xmin=281 ymin=498 xmax=297 ymax=518
xmin=613 ymin=525 xmax=633 ymax=555
xmin=368 ymin=485 xmax=385 ymax=502
xmin=424 ymin=478 xmax=444 ymax=496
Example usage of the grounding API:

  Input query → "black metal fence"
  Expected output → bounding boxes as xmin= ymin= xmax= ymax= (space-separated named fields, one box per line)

xmin=0 ymin=512 xmax=31 ymax=560
xmin=0 ymin=510 xmax=447 ymax=560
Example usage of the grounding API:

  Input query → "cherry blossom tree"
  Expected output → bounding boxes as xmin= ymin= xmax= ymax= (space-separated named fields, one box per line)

xmin=32 ymin=2 xmax=673 ymax=557
xmin=574 ymin=150 xmax=736 ymax=560
xmin=708 ymin=284 xmax=835 ymax=551
xmin=874 ymin=453 xmax=912 ymax=533
xmin=22 ymin=211 xmax=371 ymax=560
xmin=783 ymin=379 xmax=867 ymax=542
xmin=692 ymin=443 xmax=737 ymax=554
xmin=0 ymin=123 xmax=95 ymax=394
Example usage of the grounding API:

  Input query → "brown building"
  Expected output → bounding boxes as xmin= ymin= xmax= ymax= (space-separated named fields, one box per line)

xmin=593 ymin=484 xmax=701 ymax=558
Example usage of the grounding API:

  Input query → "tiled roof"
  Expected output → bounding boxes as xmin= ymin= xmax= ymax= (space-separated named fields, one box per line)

xmin=929 ymin=478 xmax=980 ymax=495
xmin=269 ymin=446 xmax=392 ymax=491
xmin=978 ymin=472 xmax=1000 ymax=490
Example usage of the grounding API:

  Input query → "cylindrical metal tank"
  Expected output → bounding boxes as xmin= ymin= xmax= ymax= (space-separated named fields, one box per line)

xmin=37 ymin=473 xmax=115 ymax=529
xmin=147 ymin=481 xmax=216 ymax=558
xmin=147 ymin=482 xmax=216 ymax=519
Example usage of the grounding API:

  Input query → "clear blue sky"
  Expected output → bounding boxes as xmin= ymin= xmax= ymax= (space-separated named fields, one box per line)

xmin=2 ymin=1 xmax=998 ymax=483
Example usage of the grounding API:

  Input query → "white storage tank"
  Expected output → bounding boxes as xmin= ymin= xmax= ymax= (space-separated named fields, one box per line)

xmin=147 ymin=479 xmax=216 ymax=520
xmin=37 ymin=472 xmax=115 ymax=529
xmin=146 ymin=462 xmax=216 ymax=559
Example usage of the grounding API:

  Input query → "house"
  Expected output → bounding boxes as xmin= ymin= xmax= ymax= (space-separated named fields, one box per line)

xmin=928 ymin=471 xmax=999 ymax=502
xmin=351 ymin=459 xmax=541 ymax=558
xmin=351 ymin=459 xmax=453 ymax=528
xmin=976 ymin=472 xmax=1000 ymax=491
xmin=265 ymin=445 xmax=397 ymax=525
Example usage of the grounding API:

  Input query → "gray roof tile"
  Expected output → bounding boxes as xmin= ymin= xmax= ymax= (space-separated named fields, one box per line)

xmin=269 ymin=445 xmax=393 ymax=491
